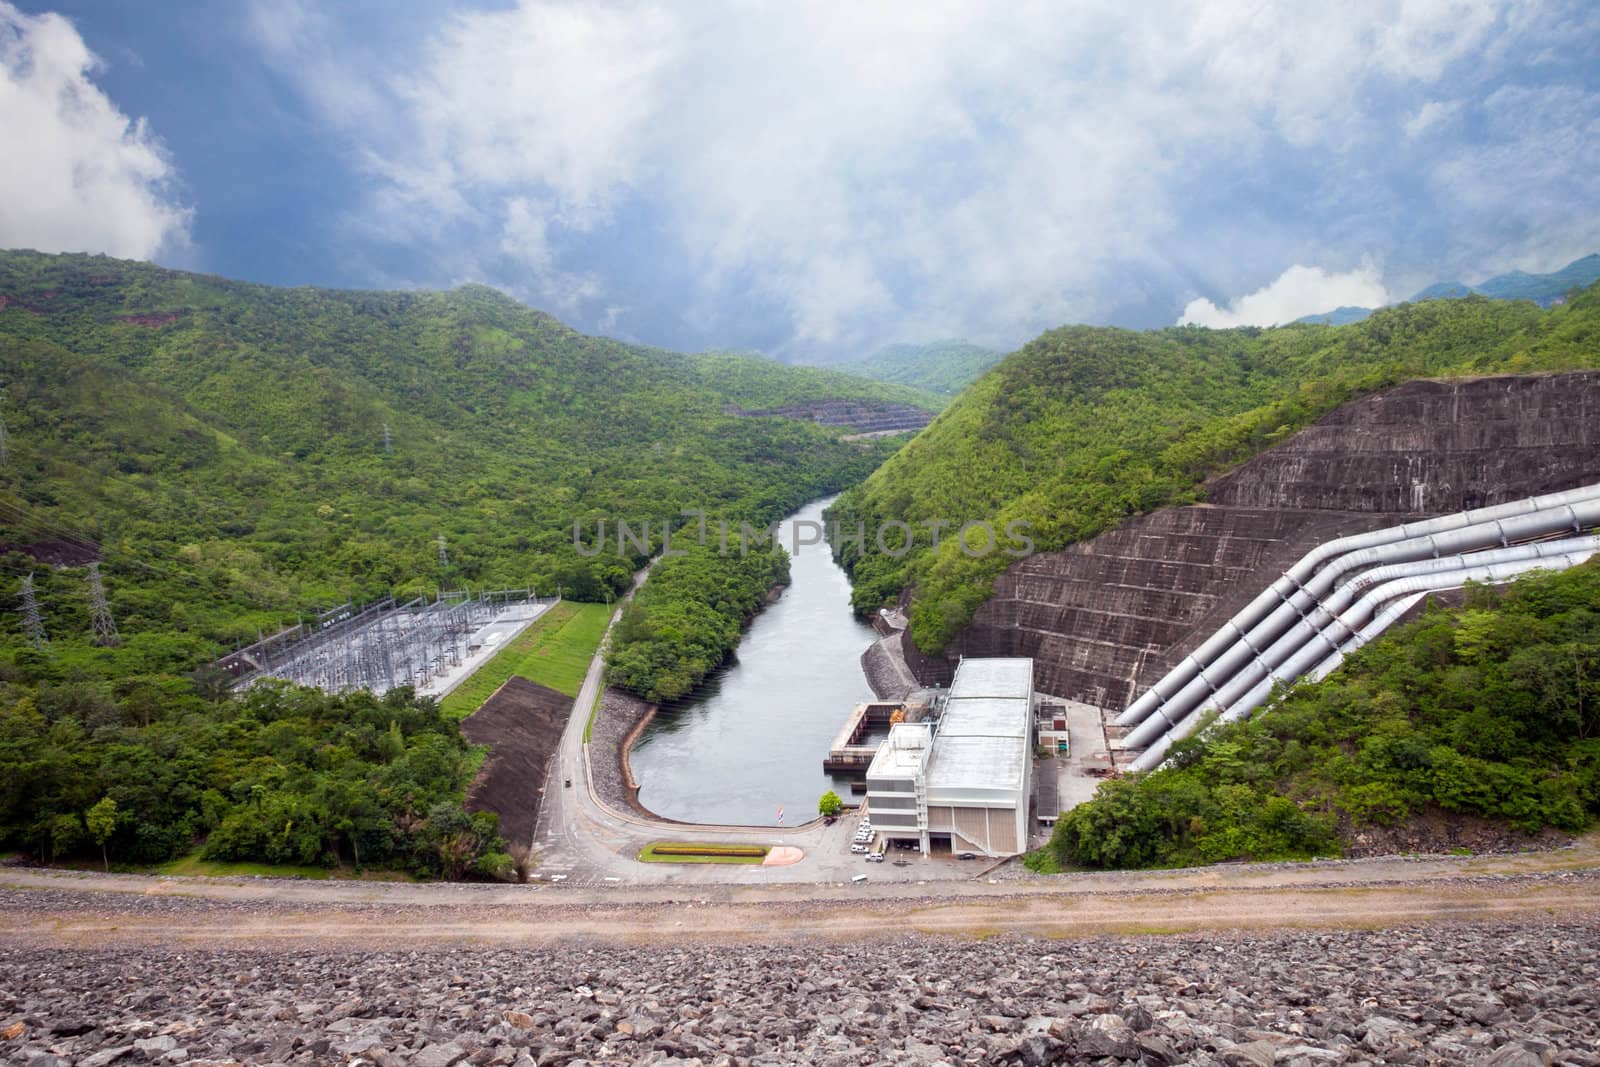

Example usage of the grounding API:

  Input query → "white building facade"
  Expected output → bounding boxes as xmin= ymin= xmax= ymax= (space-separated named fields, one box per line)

xmin=865 ymin=657 xmax=1034 ymax=857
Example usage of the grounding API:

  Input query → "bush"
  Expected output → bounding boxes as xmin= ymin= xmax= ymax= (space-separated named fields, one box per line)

xmin=1045 ymin=561 xmax=1600 ymax=869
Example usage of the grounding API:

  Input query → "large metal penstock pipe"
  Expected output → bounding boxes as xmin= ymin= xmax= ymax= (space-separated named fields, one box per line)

xmin=1196 ymin=535 xmax=1600 ymax=729
xmin=1116 ymin=483 xmax=1600 ymax=731
xmin=1215 ymin=537 xmax=1599 ymax=723
xmin=1127 ymin=544 xmax=1599 ymax=771
xmin=1212 ymin=544 xmax=1600 ymax=727
xmin=1118 ymin=504 xmax=1600 ymax=749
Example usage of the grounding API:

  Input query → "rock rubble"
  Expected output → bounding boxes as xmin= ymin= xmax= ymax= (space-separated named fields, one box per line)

xmin=588 ymin=689 xmax=654 ymax=815
xmin=4 ymin=920 xmax=1599 ymax=1065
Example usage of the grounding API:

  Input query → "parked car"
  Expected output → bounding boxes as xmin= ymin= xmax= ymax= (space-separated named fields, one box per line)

xmin=957 ymin=852 xmax=977 ymax=860
xmin=865 ymin=852 xmax=885 ymax=863
xmin=850 ymin=843 xmax=868 ymax=854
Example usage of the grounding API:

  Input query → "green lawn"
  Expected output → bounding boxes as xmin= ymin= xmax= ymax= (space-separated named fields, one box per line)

xmin=441 ymin=601 xmax=611 ymax=719
xmin=152 ymin=852 xmax=415 ymax=881
xmin=582 ymin=685 xmax=604 ymax=743
xmin=638 ymin=842 xmax=771 ymax=864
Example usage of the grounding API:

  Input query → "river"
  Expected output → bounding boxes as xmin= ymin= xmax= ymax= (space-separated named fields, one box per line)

xmin=626 ymin=496 xmax=880 ymax=826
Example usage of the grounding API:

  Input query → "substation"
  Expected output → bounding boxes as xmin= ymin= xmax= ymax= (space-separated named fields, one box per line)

xmin=217 ymin=588 xmax=554 ymax=697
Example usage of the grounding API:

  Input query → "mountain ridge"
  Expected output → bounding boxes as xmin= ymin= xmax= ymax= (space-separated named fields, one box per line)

xmin=0 ymin=249 xmax=925 ymax=657
xmin=828 ymin=281 xmax=1600 ymax=655
xmin=1294 ymin=253 xmax=1600 ymax=325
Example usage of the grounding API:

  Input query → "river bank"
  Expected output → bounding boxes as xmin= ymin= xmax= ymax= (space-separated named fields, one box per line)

xmin=588 ymin=687 xmax=655 ymax=817
xmin=626 ymin=497 xmax=880 ymax=826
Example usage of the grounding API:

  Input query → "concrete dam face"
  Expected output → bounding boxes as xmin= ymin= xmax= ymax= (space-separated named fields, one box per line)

xmin=909 ymin=371 xmax=1600 ymax=711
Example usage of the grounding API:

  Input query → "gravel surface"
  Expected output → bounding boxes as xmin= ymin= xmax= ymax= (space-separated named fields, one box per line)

xmin=589 ymin=689 xmax=654 ymax=814
xmin=3 ymin=920 xmax=1598 ymax=1066
xmin=860 ymin=632 xmax=916 ymax=701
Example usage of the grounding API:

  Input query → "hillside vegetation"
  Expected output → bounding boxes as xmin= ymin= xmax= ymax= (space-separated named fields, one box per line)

xmin=1045 ymin=560 xmax=1600 ymax=869
xmin=829 ymin=286 xmax=1600 ymax=653
xmin=0 ymin=678 xmax=508 ymax=876
xmin=848 ymin=340 xmax=1004 ymax=398
xmin=0 ymin=250 xmax=927 ymax=871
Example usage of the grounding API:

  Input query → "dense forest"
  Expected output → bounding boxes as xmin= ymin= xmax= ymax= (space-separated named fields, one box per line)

xmin=0 ymin=679 xmax=507 ymax=877
xmin=829 ymin=285 xmax=1600 ymax=653
xmin=1042 ymin=561 xmax=1600 ymax=870
xmin=606 ymin=536 xmax=791 ymax=702
xmin=0 ymin=250 xmax=929 ymax=872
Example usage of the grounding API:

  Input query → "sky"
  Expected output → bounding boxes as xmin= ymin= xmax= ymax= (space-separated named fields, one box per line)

xmin=2 ymin=1 xmax=1598 ymax=362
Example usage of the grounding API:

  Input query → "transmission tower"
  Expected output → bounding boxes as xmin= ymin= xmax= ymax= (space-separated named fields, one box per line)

xmin=383 ymin=423 xmax=393 ymax=455
xmin=87 ymin=562 xmax=120 ymax=647
xmin=0 ymin=413 xmax=9 ymax=467
xmin=437 ymin=535 xmax=449 ymax=568
xmin=17 ymin=572 xmax=47 ymax=649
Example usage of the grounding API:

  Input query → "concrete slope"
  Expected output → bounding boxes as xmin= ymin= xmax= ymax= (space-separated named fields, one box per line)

xmin=915 ymin=371 xmax=1600 ymax=713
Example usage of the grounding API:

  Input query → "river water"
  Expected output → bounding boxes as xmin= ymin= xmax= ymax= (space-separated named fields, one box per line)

xmin=627 ymin=496 xmax=880 ymax=826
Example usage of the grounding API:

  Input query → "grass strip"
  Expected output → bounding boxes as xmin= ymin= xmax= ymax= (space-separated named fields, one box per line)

xmin=152 ymin=851 xmax=415 ymax=881
xmin=441 ymin=601 xmax=612 ymax=719
xmin=638 ymin=841 xmax=771 ymax=864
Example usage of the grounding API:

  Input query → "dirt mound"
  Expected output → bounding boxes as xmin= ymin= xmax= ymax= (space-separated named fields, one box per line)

xmin=459 ymin=677 xmax=572 ymax=851
xmin=0 ymin=538 xmax=101 ymax=566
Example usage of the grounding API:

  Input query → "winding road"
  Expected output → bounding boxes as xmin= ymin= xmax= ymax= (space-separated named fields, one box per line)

xmin=529 ymin=563 xmax=886 ymax=887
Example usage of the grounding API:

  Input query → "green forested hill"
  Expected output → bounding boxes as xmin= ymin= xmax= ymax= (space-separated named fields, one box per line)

xmin=849 ymin=340 xmax=1003 ymax=398
xmin=829 ymin=286 xmax=1600 ymax=653
xmin=0 ymin=250 xmax=930 ymax=871
xmin=0 ymin=251 xmax=925 ymax=650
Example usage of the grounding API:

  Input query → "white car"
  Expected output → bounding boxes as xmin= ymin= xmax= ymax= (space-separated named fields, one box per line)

xmin=850 ymin=843 xmax=868 ymax=853
xmin=865 ymin=852 xmax=885 ymax=863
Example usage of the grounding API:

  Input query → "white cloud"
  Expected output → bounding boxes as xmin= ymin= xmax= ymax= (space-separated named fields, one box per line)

xmin=1405 ymin=99 xmax=1461 ymax=138
xmin=1179 ymin=264 xmax=1390 ymax=328
xmin=1427 ymin=83 xmax=1600 ymax=276
xmin=252 ymin=0 xmax=1590 ymax=355
xmin=0 ymin=2 xmax=189 ymax=259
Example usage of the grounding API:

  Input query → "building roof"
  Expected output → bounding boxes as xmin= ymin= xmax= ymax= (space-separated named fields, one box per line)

xmin=926 ymin=735 xmax=1028 ymax=793
xmin=923 ymin=658 xmax=1034 ymax=795
xmin=946 ymin=657 xmax=1033 ymax=701
xmin=867 ymin=657 xmax=1035 ymax=800
xmin=939 ymin=696 xmax=1030 ymax=739
xmin=866 ymin=722 xmax=931 ymax=781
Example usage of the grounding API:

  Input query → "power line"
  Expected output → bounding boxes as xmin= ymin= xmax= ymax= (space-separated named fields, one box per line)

xmin=17 ymin=572 xmax=47 ymax=650
xmin=87 ymin=562 xmax=120 ymax=647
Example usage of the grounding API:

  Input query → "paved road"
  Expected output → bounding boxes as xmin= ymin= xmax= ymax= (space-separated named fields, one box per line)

xmin=528 ymin=564 xmax=987 ymax=888
xmin=5 ymin=847 xmax=1599 ymax=948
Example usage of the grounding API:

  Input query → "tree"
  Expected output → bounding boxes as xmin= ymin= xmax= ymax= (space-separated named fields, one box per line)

xmin=817 ymin=790 xmax=843 ymax=817
xmin=86 ymin=796 xmax=117 ymax=871
xmin=48 ymin=813 xmax=83 ymax=863
xmin=507 ymin=843 xmax=532 ymax=883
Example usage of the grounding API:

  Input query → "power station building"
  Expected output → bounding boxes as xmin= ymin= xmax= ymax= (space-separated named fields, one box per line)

xmin=864 ymin=657 xmax=1034 ymax=857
